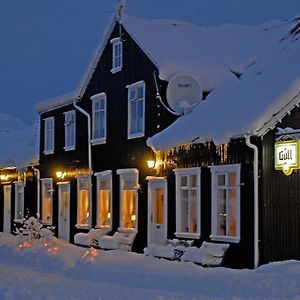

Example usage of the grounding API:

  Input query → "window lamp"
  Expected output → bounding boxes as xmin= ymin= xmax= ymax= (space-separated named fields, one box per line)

xmin=77 ymin=175 xmax=91 ymax=228
xmin=41 ymin=178 xmax=53 ymax=225
xmin=117 ymin=169 xmax=139 ymax=229
xmin=95 ymin=171 xmax=112 ymax=229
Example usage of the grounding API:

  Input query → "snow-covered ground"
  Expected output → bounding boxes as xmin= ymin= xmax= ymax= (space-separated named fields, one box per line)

xmin=0 ymin=233 xmax=299 ymax=300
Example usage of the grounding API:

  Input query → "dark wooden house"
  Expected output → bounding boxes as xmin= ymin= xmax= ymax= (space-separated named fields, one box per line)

xmin=147 ymin=18 xmax=300 ymax=269
xmin=34 ymin=12 xmax=295 ymax=269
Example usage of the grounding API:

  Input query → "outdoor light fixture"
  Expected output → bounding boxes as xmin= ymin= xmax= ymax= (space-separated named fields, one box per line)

xmin=0 ymin=174 xmax=9 ymax=181
xmin=147 ymin=160 xmax=156 ymax=169
xmin=56 ymin=171 xmax=66 ymax=179
xmin=131 ymin=214 xmax=136 ymax=221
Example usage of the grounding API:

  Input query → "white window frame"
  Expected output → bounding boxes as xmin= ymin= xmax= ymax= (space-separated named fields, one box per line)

xmin=95 ymin=170 xmax=112 ymax=229
xmin=14 ymin=181 xmax=24 ymax=222
xmin=110 ymin=37 xmax=122 ymax=73
xmin=174 ymin=167 xmax=201 ymax=239
xmin=91 ymin=93 xmax=107 ymax=145
xmin=127 ymin=81 xmax=145 ymax=139
xmin=117 ymin=168 xmax=139 ymax=230
xmin=41 ymin=178 xmax=53 ymax=225
xmin=210 ymin=164 xmax=241 ymax=243
xmin=76 ymin=175 xmax=92 ymax=229
xmin=64 ymin=110 xmax=76 ymax=151
xmin=43 ymin=117 xmax=54 ymax=155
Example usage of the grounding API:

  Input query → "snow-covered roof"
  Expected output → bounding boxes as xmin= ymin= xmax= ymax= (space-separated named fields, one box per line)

xmin=0 ymin=114 xmax=38 ymax=169
xmin=36 ymin=14 xmax=288 ymax=113
xmin=147 ymin=17 xmax=300 ymax=151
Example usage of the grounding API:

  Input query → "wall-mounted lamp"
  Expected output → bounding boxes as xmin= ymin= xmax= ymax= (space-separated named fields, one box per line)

xmin=107 ymin=212 xmax=111 ymax=219
xmin=56 ymin=171 xmax=66 ymax=179
xmin=147 ymin=160 xmax=156 ymax=169
xmin=131 ymin=214 xmax=136 ymax=222
xmin=0 ymin=175 xmax=9 ymax=181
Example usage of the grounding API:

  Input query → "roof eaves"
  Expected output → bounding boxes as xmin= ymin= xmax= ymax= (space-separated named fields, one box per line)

xmin=255 ymin=91 xmax=300 ymax=137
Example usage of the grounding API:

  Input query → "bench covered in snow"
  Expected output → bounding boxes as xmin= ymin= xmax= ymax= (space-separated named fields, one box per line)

xmin=98 ymin=227 xmax=137 ymax=251
xmin=74 ymin=227 xmax=110 ymax=247
xmin=181 ymin=241 xmax=229 ymax=267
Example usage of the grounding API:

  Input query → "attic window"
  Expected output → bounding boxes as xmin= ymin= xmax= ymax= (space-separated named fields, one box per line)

xmin=111 ymin=37 xmax=122 ymax=73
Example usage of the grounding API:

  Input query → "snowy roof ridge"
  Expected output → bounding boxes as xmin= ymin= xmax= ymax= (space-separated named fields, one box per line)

xmin=147 ymin=17 xmax=300 ymax=151
xmin=36 ymin=13 xmax=287 ymax=113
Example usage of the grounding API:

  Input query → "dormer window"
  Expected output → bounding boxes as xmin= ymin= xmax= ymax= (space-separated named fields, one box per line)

xmin=111 ymin=37 xmax=122 ymax=73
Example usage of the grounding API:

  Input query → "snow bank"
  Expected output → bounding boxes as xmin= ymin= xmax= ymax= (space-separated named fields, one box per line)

xmin=0 ymin=233 xmax=299 ymax=299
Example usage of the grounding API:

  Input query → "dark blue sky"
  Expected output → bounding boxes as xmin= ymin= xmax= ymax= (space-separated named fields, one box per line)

xmin=1 ymin=0 xmax=300 ymax=124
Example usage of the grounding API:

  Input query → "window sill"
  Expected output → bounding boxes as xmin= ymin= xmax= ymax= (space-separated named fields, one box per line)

xmin=14 ymin=219 xmax=23 ymax=224
xmin=91 ymin=138 xmax=106 ymax=146
xmin=43 ymin=150 xmax=54 ymax=155
xmin=210 ymin=234 xmax=240 ymax=243
xmin=95 ymin=225 xmax=111 ymax=230
xmin=64 ymin=146 xmax=75 ymax=151
xmin=41 ymin=221 xmax=52 ymax=226
xmin=127 ymin=132 xmax=145 ymax=140
xmin=110 ymin=66 xmax=122 ymax=74
xmin=75 ymin=224 xmax=89 ymax=230
xmin=175 ymin=232 xmax=201 ymax=239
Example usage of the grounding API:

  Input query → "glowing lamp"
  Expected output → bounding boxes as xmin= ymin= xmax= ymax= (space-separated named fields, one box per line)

xmin=131 ymin=214 xmax=136 ymax=221
xmin=56 ymin=171 xmax=65 ymax=179
xmin=107 ymin=212 xmax=111 ymax=219
xmin=147 ymin=160 xmax=155 ymax=169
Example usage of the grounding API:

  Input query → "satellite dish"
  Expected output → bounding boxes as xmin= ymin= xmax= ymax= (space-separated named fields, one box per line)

xmin=166 ymin=74 xmax=203 ymax=115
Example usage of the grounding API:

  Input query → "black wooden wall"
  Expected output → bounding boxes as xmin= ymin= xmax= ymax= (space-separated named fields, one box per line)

xmin=163 ymin=139 xmax=258 ymax=269
xmin=261 ymin=107 xmax=300 ymax=264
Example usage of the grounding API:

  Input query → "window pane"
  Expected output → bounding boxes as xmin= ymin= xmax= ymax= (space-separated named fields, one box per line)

xmin=228 ymin=189 xmax=237 ymax=236
xmin=78 ymin=190 xmax=89 ymax=225
xmin=97 ymin=190 xmax=111 ymax=226
xmin=137 ymin=86 xmax=144 ymax=98
xmin=189 ymin=190 xmax=197 ymax=233
xmin=217 ymin=189 xmax=226 ymax=236
xmin=180 ymin=190 xmax=189 ymax=232
xmin=155 ymin=188 xmax=164 ymax=224
xmin=42 ymin=182 xmax=52 ymax=222
xmin=137 ymin=100 xmax=143 ymax=132
xmin=217 ymin=174 xmax=225 ymax=186
xmin=190 ymin=175 xmax=197 ymax=188
xmin=100 ymin=110 xmax=105 ymax=138
xmin=180 ymin=176 xmax=188 ymax=187
xmin=228 ymin=173 xmax=237 ymax=187
xmin=121 ymin=190 xmax=136 ymax=228
xmin=130 ymin=101 xmax=137 ymax=134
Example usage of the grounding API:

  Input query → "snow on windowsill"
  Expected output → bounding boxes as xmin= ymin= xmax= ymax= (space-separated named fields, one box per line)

xmin=210 ymin=234 xmax=240 ymax=243
xmin=110 ymin=66 xmax=122 ymax=74
xmin=75 ymin=224 xmax=89 ymax=230
xmin=175 ymin=232 xmax=200 ymax=239
xmin=91 ymin=138 xmax=106 ymax=146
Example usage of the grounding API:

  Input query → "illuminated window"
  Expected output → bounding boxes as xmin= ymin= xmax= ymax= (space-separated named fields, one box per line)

xmin=127 ymin=81 xmax=145 ymax=139
xmin=111 ymin=37 xmax=122 ymax=73
xmin=95 ymin=171 xmax=112 ymax=228
xmin=117 ymin=169 xmax=138 ymax=229
xmin=91 ymin=93 xmax=106 ymax=144
xmin=14 ymin=181 xmax=24 ymax=221
xmin=41 ymin=178 xmax=53 ymax=224
xmin=64 ymin=110 xmax=76 ymax=150
xmin=44 ymin=117 xmax=54 ymax=154
xmin=210 ymin=164 xmax=240 ymax=243
xmin=174 ymin=168 xmax=201 ymax=238
xmin=77 ymin=175 xmax=91 ymax=227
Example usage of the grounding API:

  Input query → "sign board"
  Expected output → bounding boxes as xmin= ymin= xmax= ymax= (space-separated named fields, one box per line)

xmin=274 ymin=140 xmax=300 ymax=175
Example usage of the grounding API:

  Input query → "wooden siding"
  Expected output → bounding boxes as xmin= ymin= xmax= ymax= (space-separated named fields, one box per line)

xmin=162 ymin=139 xmax=258 ymax=269
xmin=261 ymin=107 xmax=300 ymax=264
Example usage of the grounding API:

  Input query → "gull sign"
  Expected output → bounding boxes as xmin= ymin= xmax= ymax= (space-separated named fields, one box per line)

xmin=274 ymin=141 xmax=300 ymax=175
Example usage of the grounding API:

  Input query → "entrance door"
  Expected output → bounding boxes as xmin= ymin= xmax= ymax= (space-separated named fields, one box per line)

xmin=58 ymin=183 xmax=70 ymax=242
xmin=147 ymin=178 xmax=167 ymax=246
xmin=3 ymin=185 xmax=11 ymax=233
